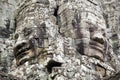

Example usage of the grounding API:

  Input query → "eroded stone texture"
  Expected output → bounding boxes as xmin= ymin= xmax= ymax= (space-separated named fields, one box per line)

xmin=1 ymin=0 xmax=119 ymax=80
xmin=0 ymin=0 xmax=18 ymax=37
xmin=102 ymin=0 xmax=120 ymax=72
xmin=0 ymin=0 xmax=18 ymax=73
xmin=0 ymin=71 xmax=22 ymax=80
xmin=58 ymin=0 xmax=106 ymax=61
xmin=102 ymin=0 xmax=120 ymax=54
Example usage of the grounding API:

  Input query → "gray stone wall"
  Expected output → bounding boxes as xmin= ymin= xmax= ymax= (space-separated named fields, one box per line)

xmin=0 ymin=0 xmax=120 ymax=80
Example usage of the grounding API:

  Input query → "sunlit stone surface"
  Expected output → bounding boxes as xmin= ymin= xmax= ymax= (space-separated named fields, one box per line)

xmin=0 ymin=0 xmax=120 ymax=80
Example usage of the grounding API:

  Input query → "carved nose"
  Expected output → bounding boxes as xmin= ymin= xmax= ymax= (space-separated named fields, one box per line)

xmin=92 ymin=33 xmax=104 ymax=44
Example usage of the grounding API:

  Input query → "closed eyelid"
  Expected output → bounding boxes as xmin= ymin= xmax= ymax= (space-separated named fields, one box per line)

xmin=14 ymin=33 xmax=19 ymax=39
xmin=24 ymin=30 xmax=32 ymax=36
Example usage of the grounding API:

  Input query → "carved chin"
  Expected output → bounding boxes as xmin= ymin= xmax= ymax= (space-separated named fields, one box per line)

xmin=16 ymin=50 xmax=35 ymax=66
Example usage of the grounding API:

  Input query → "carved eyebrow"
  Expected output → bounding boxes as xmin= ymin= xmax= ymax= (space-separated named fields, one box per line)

xmin=23 ymin=27 xmax=33 ymax=36
xmin=23 ymin=27 xmax=28 ymax=32
xmin=23 ymin=27 xmax=33 ymax=32
xmin=89 ymin=27 xmax=97 ymax=32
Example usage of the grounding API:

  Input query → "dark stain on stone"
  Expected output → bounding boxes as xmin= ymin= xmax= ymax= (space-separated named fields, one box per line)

xmin=46 ymin=60 xmax=62 ymax=73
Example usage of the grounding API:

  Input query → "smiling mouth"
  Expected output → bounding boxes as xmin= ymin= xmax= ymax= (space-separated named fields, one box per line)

xmin=14 ymin=45 xmax=32 ymax=66
xmin=90 ymin=40 xmax=104 ymax=52
xmin=89 ymin=40 xmax=105 ymax=61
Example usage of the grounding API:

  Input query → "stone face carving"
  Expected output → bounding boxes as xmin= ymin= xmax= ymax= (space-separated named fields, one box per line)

xmin=14 ymin=24 xmax=48 ymax=65
xmin=14 ymin=0 xmax=107 ymax=67
xmin=10 ymin=0 xmax=120 ymax=79
xmin=13 ymin=2 xmax=51 ymax=66
xmin=58 ymin=1 xmax=107 ymax=61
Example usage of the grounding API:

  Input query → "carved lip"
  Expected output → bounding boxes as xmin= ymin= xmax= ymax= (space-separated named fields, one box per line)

xmin=16 ymin=45 xmax=30 ymax=58
xmin=17 ymin=54 xmax=30 ymax=66
xmin=15 ymin=45 xmax=31 ymax=65
xmin=89 ymin=40 xmax=104 ymax=53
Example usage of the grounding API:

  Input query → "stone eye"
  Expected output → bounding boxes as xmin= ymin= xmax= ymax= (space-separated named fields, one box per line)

xmin=89 ymin=27 xmax=94 ymax=32
xmin=103 ymin=33 xmax=106 ymax=37
xmin=24 ymin=28 xmax=32 ymax=36
xmin=14 ymin=33 xmax=19 ymax=40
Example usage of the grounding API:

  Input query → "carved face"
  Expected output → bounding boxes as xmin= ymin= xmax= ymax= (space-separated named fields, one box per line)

xmin=13 ymin=23 xmax=48 ymax=66
xmin=75 ymin=22 xmax=106 ymax=60
xmin=58 ymin=7 xmax=106 ymax=61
